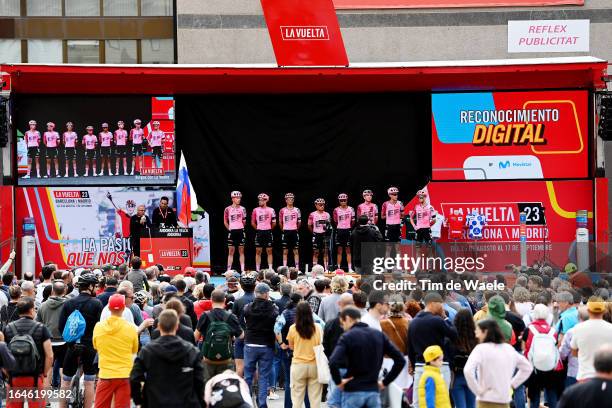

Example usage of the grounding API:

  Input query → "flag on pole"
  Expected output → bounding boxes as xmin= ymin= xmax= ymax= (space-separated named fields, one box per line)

xmin=176 ymin=151 xmax=197 ymax=226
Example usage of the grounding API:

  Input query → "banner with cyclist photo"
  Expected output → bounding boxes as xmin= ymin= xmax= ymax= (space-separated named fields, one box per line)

xmin=431 ymin=90 xmax=588 ymax=180
xmin=15 ymin=187 xmax=210 ymax=271
xmin=15 ymin=95 xmax=176 ymax=186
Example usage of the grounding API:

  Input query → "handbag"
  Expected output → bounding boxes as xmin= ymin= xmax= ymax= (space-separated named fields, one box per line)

xmin=313 ymin=344 xmax=331 ymax=384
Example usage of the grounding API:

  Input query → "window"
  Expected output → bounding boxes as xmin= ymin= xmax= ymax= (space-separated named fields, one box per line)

xmin=0 ymin=0 xmax=20 ymax=16
xmin=0 ymin=40 xmax=21 ymax=63
xmin=65 ymin=0 xmax=100 ymax=16
xmin=27 ymin=40 xmax=62 ymax=63
xmin=141 ymin=0 xmax=172 ymax=16
xmin=105 ymin=40 xmax=136 ymax=64
xmin=141 ymin=39 xmax=173 ymax=64
xmin=67 ymin=40 xmax=100 ymax=64
xmin=103 ymin=0 xmax=137 ymax=16
xmin=26 ymin=0 xmax=61 ymax=16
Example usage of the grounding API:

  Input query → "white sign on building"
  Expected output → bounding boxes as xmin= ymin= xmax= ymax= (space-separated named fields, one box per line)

xmin=508 ymin=20 xmax=589 ymax=53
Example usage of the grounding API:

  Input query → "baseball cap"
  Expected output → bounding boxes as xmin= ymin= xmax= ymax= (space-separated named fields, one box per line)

xmin=108 ymin=294 xmax=126 ymax=311
xmin=587 ymin=298 xmax=606 ymax=313
xmin=184 ymin=266 xmax=196 ymax=277
xmin=164 ymin=285 xmax=178 ymax=293
xmin=255 ymin=283 xmax=270 ymax=294
xmin=423 ymin=345 xmax=443 ymax=363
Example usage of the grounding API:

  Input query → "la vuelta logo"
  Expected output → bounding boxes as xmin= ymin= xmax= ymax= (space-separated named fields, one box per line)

xmin=460 ymin=108 xmax=561 ymax=146
xmin=280 ymin=26 xmax=330 ymax=40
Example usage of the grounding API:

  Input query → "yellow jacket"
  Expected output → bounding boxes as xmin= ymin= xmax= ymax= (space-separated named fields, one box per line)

xmin=93 ymin=315 xmax=139 ymax=379
xmin=417 ymin=365 xmax=451 ymax=408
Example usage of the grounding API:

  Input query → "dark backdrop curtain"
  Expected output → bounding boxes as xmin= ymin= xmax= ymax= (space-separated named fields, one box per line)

xmin=177 ymin=93 xmax=431 ymax=272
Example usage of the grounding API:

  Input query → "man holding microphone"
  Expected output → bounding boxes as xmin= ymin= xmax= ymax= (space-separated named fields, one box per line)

xmin=129 ymin=205 xmax=151 ymax=258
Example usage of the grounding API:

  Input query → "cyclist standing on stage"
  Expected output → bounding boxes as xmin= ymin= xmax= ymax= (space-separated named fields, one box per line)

xmin=409 ymin=189 xmax=436 ymax=251
xmin=82 ymin=126 xmax=98 ymax=177
xmin=114 ymin=120 xmax=129 ymax=176
xmin=357 ymin=189 xmax=379 ymax=225
xmin=58 ymin=273 xmax=103 ymax=408
xmin=381 ymin=187 xmax=404 ymax=242
xmin=24 ymin=120 xmax=41 ymax=179
xmin=308 ymin=198 xmax=331 ymax=271
xmin=130 ymin=119 xmax=144 ymax=175
xmin=279 ymin=193 xmax=301 ymax=268
xmin=333 ymin=193 xmax=355 ymax=272
xmin=251 ymin=193 xmax=276 ymax=271
xmin=63 ymin=122 xmax=79 ymax=178
xmin=98 ymin=123 xmax=113 ymax=176
xmin=149 ymin=121 xmax=164 ymax=170
xmin=43 ymin=122 xmax=61 ymax=178
xmin=224 ymin=191 xmax=247 ymax=272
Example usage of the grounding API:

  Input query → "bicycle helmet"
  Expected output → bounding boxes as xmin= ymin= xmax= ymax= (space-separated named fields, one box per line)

xmin=284 ymin=193 xmax=294 ymax=200
xmin=152 ymin=120 xmax=160 ymax=126
xmin=417 ymin=189 xmax=427 ymax=197
xmin=314 ymin=198 xmax=325 ymax=205
xmin=231 ymin=191 xmax=242 ymax=198
xmin=86 ymin=126 xmax=94 ymax=130
xmin=28 ymin=120 xmax=36 ymax=126
xmin=117 ymin=120 xmax=124 ymax=125
xmin=102 ymin=123 xmax=109 ymax=128
xmin=134 ymin=290 xmax=150 ymax=304
xmin=77 ymin=272 xmax=98 ymax=287
xmin=240 ymin=274 xmax=257 ymax=287
xmin=257 ymin=193 xmax=269 ymax=201
xmin=387 ymin=187 xmax=399 ymax=195
xmin=66 ymin=122 xmax=73 ymax=127
xmin=46 ymin=122 xmax=55 ymax=128
xmin=134 ymin=119 xmax=142 ymax=125
xmin=338 ymin=193 xmax=348 ymax=201
xmin=362 ymin=189 xmax=373 ymax=197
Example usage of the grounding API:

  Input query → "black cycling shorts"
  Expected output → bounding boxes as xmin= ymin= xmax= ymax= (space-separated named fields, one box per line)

xmin=85 ymin=150 xmax=96 ymax=160
xmin=115 ymin=145 xmax=127 ymax=158
xmin=132 ymin=144 xmax=143 ymax=156
xmin=64 ymin=147 xmax=76 ymax=160
xmin=62 ymin=343 xmax=97 ymax=377
xmin=45 ymin=147 xmax=58 ymax=159
xmin=227 ymin=229 xmax=245 ymax=247
xmin=255 ymin=230 xmax=273 ymax=248
xmin=282 ymin=230 xmax=299 ymax=249
xmin=100 ymin=146 xmax=111 ymax=157
xmin=415 ymin=228 xmax=432 ymax=245
xmin=385 ymin=224 xmax=402 ymax=243
xmin=27 ymin=147 xmax=39 ymax=158
xmin=312 ymin=233 xmax=327 ymax=251
xmin=335 ymin=229 xmax=351 ymax=248
xmin=152 ymin=146 xmax=163 ymax=159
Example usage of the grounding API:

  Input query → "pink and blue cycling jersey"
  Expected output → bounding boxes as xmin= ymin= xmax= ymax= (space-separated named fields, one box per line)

xmin=131 ymin=128 xmax=144 ymax=144
xmin=382 ymin=200 xmax=404 ymax=225
xmin=63 ymin=132 xmax=77 ymax=148
xmin=115 ymin=129 xmax=128 ymax=146
xmin=99 ymin=132 xmax=113 ymax=147
xmin=251 ymin=207 xmax=276 ymax=230
xmin=83 ymin=135 xmax=97 ymax=150
xmin=414 ymin=204 xmax=435 ymax=229
xmin=333 ymin=206 xmax=355 ymax=229
xmin=309 ymin=211 xmax=331 ymax=234
xmin=44 ymin=131 xmax=59 ymax=147
xmin=224 ymin=205 xmax=247 ymax=230
xmin=149 ymin=130 xmax=164 ymax=147
xmin=26 ymin=130 xmax=40 ymax=147
xmin=280 ymin=207 xmax=301 ymax=231
xmin=357 ymin=202 xmax=378 ymax=224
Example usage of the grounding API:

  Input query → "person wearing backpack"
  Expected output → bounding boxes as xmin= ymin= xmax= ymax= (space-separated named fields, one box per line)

xmin=522 ymin=304 xmax=564 ymax=408
xmin=4 ymin=297 xmax=53 ymax=408
xmin=0 ymin=286 xmax=22 ymax=332
xmin=195 ymin=289 xmax=242 ymax=383
xmin=57 ymin=273 xmax=103 ymax=408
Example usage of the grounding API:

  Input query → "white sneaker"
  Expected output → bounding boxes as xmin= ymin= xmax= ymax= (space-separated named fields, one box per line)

xmin=130 ymin=171 xmax=134 ymax=176
xmin=268 ymin=391 xmax=280 ymax=401
xmin=109 ymin=171 xmax=114 ymax=176
xmin=98 ymin=172 xmax=103 ymax=176
xmin=93 ymin=173 xmax=97 ymax=177
xmin=23 ymin=174 xmax=30 ymax=179
xmin=43 ymin=174 xmax=48 ymax=178
xmin=74 ymin=174 xmax=78 ymax=177
xmin=64 ymin=173 xmax=69 ymax=178
xmin=56 ymin=173 xmax=61 ymax=178
xmin=84 ymin=173 xmax=88 ymax=177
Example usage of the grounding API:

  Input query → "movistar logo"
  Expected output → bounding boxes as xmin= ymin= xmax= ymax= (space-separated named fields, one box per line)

xmin=499 ymin=161 xmax=510 ymax=169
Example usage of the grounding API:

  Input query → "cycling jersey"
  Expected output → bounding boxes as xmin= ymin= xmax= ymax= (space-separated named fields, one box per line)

xmin=333 ymin=206 xmax=355 ymax=229
xmin=357 ymin=202 xmax=378 ymax=224
xmin=163 ymin=134 xmax=174 ymax=152
xmin=309 ymin=211 xmax=331 ymax=234
xmin=44 ymin=131 xmax=59 ymax=147
xmin=26 ymin=130 xmax=41 ymax=147
xmin=430 ymin=213 xmax=445 ymax=239
xmin=83 ymin=135 xmax=97 ymax=150
xmin=131 ymin=128 xmax=144 ymax=144
xmin=414 ymin=204 xmax=435 ymax=230
xmin=466 ymin=212 xmax=487 ymax=240
xmin=224 ymin=205 xmax=247 ymax=230
xmin=63 ymin=132 xmax=77 ymax=148
xmin=448 ymin=214 xmax=464 ymax=240
xmin=115 ymin=129 xmax=128 ymax=146
xmin=280 ymin=207 xmax=301 ymax=230
xmin=251 ymin=207 xmax=276 ymax=231
xmin=99 ymin=132 xmax=113 ymax=147
xmin=149 ymin=130 xmax=164 ymax=147
xmin=382 ymin=201 xmax=404 ymax=225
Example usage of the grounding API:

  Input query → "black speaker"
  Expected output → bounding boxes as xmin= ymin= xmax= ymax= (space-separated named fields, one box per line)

xmin=0 ymin=97 xmax=8 ymax=148
xmin=598 ymin=92 xmax=612 ymax=141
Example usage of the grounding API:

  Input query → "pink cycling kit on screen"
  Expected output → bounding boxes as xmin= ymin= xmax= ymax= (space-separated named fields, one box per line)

xmin=26 ymin=130 xmax=40 ymax=147
xmin=115 ymin=129 xmax=128 ymax=146
xmin=382 ymin=201 xmax=404 ymax=225
xmin=149 ymin=130 xmax=164 ymax=147
xmin=224 ymin=205 xmax=247 ymax=230
xmin=357 ymin=202 xmax=378 ymax=224
xmin=414 ymin=204 xmax=435 ymax=229
xmin=309 ymin=211 xmax=331 ymax=234
xmin=83 ymin=135 xmax=97 ymax=150
xmin=131 ymin=128 xmax=144 ymax=144
xmin=280 ymin=207 xmax=301 ymax=230
xmin=44 ymin=131 xmax=59 ymax=147
xmin=333 ymin=206 xmax=355 ymax=229
xmin=63 ymin=132 xmax=77 ymax=147
xmin=100 ymin=132 xmax=113 ymax=147
xmin=252 ymin=207 xmax=276 ymax=230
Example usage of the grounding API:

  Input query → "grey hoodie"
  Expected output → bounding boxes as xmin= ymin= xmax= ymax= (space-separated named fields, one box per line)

xmin=36 ymin=296 xmax=66 ymax=342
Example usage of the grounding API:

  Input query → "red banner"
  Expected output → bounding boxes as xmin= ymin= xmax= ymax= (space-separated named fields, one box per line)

xmin=431 ymin=90 xmax=589 ymax=180
xmin=261 ymin=0 xmax=348 ymax=66
xmin=333 ymin=0 xmax=583 ymax=9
